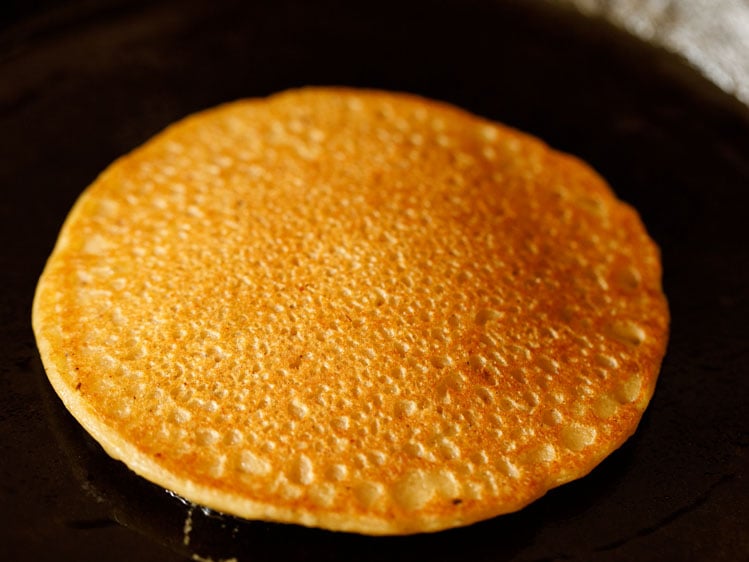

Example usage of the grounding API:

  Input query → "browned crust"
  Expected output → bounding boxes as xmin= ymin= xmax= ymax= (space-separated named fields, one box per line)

xmin=33 ymin=87 xmax=669 ymax=534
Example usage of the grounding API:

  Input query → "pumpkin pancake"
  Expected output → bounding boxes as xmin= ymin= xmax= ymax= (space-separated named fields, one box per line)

xmin=33 ymin=88 xmax=669 ymax=535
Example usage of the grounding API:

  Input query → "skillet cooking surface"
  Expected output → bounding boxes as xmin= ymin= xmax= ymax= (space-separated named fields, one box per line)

xmin=2 ymin=0 xmax=748 ymax=560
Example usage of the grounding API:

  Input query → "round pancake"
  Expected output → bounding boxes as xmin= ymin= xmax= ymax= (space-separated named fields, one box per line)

xmin=32 ymin=88 xmax=669 ymax=535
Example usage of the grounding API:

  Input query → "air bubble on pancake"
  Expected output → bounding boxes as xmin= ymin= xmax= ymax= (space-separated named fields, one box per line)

xmin=460 ymin=409 xmax=479 ymax=426
xmin=594 ymin=354 xmax=619 ymax=369
xmin=479 ymin=470 xmax=501 ymax=496
xmin=197 ymin=428 xmax=219 ymax=446
xmin=332 ymin=416 xmax=350 ymax=431
xmin=76 ymin=269 xmax=94 ymax=284
xmin=464 ymin=481 xmax=483 ymax=500
xmin=441 ymin=373 xmax=465 ymax=391
xmin=571 ymin=333 xmax=593 ymax=350
xmin=443 ymin=422 xmax=461 ymax=438
xmin=455 ymin=152 xmax=476 ymax=170
xmin=431 ymin=117 xmax=446 ymax=131
xmin=346 ymin=97 xmax=364 ymax=111
xmin=171 ymin=386 xmax=192 ymax=404
xmin=479 ymin=333 xmax=497 ymax=349
xmin=239 ymin=450 xmax=271 ymax=476
xmin=475 ymin=386 xmax=494 ymax=404
xmin=593 ymin=395 xmax=618 ymax=419
xmin=509 ymin=422 xmax=535 ymax=445
xmin=496 ymin=458 xmax=521 ymax=479
xmin=290 ymin=454 xmax=315 ymax=485
xmin=430 ymin=354 xmax=453 ymax=369
xmin=403 ymin=132 xmax=423 ymax=147
xmin=482 ymin=146 xmax=497 ymax=161
xmin=209 ymin=455 xmax=226 ymax=477
xmin=488 ymin=351 xmax=508 ymax=367
xmin=277 ymin=477 xmax=303 ymax=501
xmin=436 ymin=134 xmax=451 ymax=148
xmin=437 ymin=438 xmax=461 ymax=460
xmin=474 ymin=308 xmax=501 ymax=325
xmin=76 ymin=288 xmax=111 ymax=306
xmin=537 ymin=356 xmax=559 ymax=374
xmin=525 ymin=443 xmax=557 ymax=464
xmin=372 ymin=288 xmax=389 ymax=306
xmin=394 ymin=341 xmax=410 ymax=354
xmin=289 ymin=400 xmax=309 ymax=419
xmin=224 ymin=429 xmax=243 ymax=446
xmin=575 ymin=196 xmax=607 ymax=216
xmin=404 ymin=441 xmax=426 ymax=458
xmin=355 ymin=481 xmax=385 ymax=507
xmin=369 ymin=450 xmax=387 ymax=466
xmin=430 ymin=326 xmax=447 ymax=342
xmin=509 ymin=368 xmax=526 ymax=384
xmin=326 ymin=464 xmax=348 ymax=481
xmin=561 ymin=424 xmax=597 ymax=451
xmin=507 ymin=345 xmax=531 ymax=361
xmin=114 ymin=403 xmax=131 ymax=419
xmin=96 ymin=198 xmax=119 ymax=217
xmin=395 ymin=400 xmax=417 ymax=417
xmin=307 ymin=128 xmax=326 ymax=143
xmin=468 ymin=353 xmax=487 ymax=370
xmin=171 ymin=407 xmax=191 ymax=424
xmin=497 ymin=397 xmax=523 ymax=413
xmin=82 ymin=234 xmax=111 ymax=254
xmin=310 ymin=483 xmax=337 ymax=508
xmin=393 ymin=117 xmax=411 ymax=133
xmin=432 ymin=470 xmax=461 ymax=497
xmin=123 ymin=379 xmax=145 ymax=400
xmin=393 ymin=470 xmax=435 ymax=510
xmin=353 ymin=453 xmax=368 ymax=470
xmin=615 ymin=265 xmax=642 ymax=289
xmin=480 ymin=125 xmax=499 ymax=142
xmin=610 ymin=321 xmax=646 ymax=346
xmin=470 ymin=450 xmax=489 ymax=466
xmin=615 ymin=376 xmax=643 ymax=403
xmin=543 ymin=408 xmax=563 ymax=425
xmin=95 ymin=353 xmax=117 ymax=371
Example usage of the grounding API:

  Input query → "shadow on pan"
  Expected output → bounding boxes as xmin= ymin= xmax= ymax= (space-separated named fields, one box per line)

xmin=6 ymin=0 xmax=749 ymax=560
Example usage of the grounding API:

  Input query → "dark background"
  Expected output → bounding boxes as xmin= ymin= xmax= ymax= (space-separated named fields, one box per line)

xmin=2 ymin=1 xmax=748 ymax=560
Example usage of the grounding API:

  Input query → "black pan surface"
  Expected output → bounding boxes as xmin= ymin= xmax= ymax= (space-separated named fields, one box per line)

xmin=2 ymin=1 xmax=748 ymax=560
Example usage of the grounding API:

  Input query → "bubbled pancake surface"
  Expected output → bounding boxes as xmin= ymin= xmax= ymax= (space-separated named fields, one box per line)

xmin=33 ymin=88 xmax=669 ymax=535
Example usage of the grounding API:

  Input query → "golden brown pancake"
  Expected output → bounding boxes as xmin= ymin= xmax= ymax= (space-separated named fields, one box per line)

xmin=33 ymin=88 xmax=669 ymax=535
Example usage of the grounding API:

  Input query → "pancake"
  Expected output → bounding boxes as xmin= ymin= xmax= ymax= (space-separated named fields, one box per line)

xmin=32 ymin=87 xmax=669 ymax=535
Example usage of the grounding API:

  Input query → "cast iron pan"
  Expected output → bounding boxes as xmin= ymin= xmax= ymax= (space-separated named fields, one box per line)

xmin=2 ymin=0 xmax=748 ymax=560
